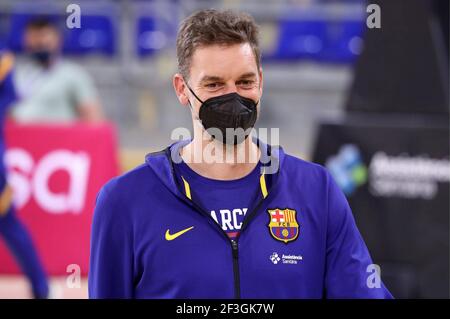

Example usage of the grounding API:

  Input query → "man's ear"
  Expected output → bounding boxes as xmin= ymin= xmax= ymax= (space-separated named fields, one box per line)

xmin=173 ymin=73 xmax=190 ymax=106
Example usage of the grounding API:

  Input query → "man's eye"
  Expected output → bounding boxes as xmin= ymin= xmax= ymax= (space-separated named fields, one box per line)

xmin=238 ymin=80 xmax=255 ymax=88
xmin=205 ymin=83 xmax=221 ymax=89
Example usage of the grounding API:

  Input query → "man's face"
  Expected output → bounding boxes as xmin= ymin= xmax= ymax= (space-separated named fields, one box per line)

xmin=24 ymin=26 xmax=60 ymax=54
xmin=184 ymin=42 xmax=263 ymax=116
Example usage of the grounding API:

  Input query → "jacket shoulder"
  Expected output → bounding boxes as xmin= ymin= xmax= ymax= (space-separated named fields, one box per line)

xmin=98 ymin=163 xmax=155 ymax=202
xmin=282 ymin=153 xmax=330 ymax=180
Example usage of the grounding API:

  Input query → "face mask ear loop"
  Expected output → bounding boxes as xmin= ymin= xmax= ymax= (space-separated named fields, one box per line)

xmin=185 ymin=82 xmax=204 ymax=104
xmin=184 ymin=81 xmax=203 ymax=122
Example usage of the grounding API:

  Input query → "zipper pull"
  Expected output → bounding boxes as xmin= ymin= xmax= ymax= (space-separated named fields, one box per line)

xmin=231 ymin=240 xmax=239 ymax=259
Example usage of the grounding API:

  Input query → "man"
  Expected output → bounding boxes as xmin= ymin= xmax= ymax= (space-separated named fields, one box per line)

xmin=11 ymin=17 xmax=103 ymax=123
xmin=89 ymin=9 xmax=392 ymax=298
xmin=0 ymin=46 xmax=49 ymax=298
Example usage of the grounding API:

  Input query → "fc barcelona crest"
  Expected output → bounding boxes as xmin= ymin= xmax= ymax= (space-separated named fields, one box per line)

xmin=268 ymin=208 xmax=299 ymax=243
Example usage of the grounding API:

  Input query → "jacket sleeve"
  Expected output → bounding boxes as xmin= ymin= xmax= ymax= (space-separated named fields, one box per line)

xmin=324 ymin=172 xmax=393 ymax=299
xmin=88 ymin=182 xmax=134 ymax=298
xmin=0 ymin=68 xmax=17 ymax=111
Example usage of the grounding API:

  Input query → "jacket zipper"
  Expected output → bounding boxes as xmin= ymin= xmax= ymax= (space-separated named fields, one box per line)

xmin=182 ymin=197 xmax=264 ymax=299
xmin=187 ymin=195 xmax=268 ymax=298
xmin=231 ymin=239 xmax=241 ymax=299
xmin=231 ymin=198 xmax=268 ymax=298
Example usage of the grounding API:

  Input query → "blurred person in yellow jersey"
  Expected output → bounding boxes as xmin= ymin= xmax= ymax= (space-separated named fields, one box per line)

xmin=11 ymin=16 xmax=104 ymax=123
xmin=0 ymin=45 xmax=49 ymax=298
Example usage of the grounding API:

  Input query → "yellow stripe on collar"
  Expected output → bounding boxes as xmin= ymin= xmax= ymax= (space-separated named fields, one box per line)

xmin=181 ymin=169 xmax=268 ymax=201
xmin=260 ymin=171 xmax=268 ymax=199
xmin=181 ymin=176 xmax=192 ymax=200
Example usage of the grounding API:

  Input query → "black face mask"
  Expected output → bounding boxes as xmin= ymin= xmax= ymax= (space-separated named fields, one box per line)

xmin=187 ymin=85 xmax=259 ymax=145
xmin=30 ymin=50 xmax=54 ymax=67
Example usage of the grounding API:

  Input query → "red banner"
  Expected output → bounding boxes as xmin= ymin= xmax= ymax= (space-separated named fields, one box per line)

xmin=0 ymin=121 xmax=119 ymax=276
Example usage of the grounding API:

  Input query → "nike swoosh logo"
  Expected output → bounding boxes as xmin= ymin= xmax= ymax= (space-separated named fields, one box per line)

xmin=165 ymin=226 xmax=194 ymax=241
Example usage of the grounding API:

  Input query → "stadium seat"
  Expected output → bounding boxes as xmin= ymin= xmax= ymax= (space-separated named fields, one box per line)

xmin=319 ymin=19 xmax=365 ymax=63
xmin=6 ymin=12 xmax=116 ymax=56
xmin=263 ymin=17 xmax=364 ymax=64
xmin=63 ymin=15 xmax=116 ymax=56
xmin=263 ymin=19 xmax=328 ymax=61
xmin=136 ymin=15 xmax=175 ymax=57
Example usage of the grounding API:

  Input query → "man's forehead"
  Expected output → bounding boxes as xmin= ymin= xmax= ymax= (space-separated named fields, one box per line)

xmin=189 ymin=43 xmax=259 ymax=82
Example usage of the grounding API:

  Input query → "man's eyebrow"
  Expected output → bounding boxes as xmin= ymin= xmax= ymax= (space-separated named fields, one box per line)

xmin=199 ymin=75 xmax=224 ymax=84
xmin=237 ymin=72 xmax=257 ymax=79
xmin=199 ymin=72 xmax=257 ymax=84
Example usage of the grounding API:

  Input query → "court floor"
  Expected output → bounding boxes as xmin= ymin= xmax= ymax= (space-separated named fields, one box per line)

xmin=0 ymin=275 xmax=88 ymax=299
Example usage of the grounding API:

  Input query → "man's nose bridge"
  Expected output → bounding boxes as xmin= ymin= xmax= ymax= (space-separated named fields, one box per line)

xmin=224 ymin=81 xmax=238 ymax=94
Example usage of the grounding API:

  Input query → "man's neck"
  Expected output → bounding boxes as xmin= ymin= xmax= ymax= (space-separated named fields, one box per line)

xmin=180 ymin=137 xmax=261 ymax=181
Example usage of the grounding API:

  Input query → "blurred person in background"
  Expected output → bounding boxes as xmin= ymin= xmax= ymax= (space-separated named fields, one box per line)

xmin=11 ymin=17 xmax=104 ymax=123
xmin=0 ymin=46 xmax=49 ymax=298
